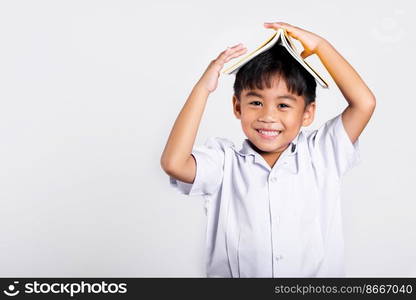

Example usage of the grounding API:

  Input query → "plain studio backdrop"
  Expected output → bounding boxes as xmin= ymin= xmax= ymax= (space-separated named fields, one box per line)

xmin=0 ymin=0 xmax=415 ymax=277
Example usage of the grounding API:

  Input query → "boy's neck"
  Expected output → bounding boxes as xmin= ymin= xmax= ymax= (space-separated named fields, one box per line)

xmin=247 ymin=140 xmax=288 ymax=168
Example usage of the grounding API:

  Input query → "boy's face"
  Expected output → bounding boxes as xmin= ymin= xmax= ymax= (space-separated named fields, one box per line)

xmin=233 ymin=75 xmax=315 ymax=157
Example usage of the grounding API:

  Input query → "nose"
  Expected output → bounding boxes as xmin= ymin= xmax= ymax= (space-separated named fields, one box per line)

xmin=257 ymin=104 xmax=277 ymax=123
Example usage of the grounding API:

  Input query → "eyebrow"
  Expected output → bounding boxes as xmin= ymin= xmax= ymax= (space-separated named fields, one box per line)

xmin=244 ymin=91 xmax=297 ymax=102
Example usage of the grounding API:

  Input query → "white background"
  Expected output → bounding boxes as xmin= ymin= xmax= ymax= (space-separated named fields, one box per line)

xmin=0 ymin=0 xmax=415 ymax=277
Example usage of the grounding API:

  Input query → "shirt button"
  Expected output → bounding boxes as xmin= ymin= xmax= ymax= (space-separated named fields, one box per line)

xmin=275 ymin=254 xmax=284 ymax=261
xmin=270 ymin=177 xmax=277 ymax=183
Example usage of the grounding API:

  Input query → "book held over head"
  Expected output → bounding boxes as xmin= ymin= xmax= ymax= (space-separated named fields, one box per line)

xmin=222 ymin=28 xmax=329 ymax=89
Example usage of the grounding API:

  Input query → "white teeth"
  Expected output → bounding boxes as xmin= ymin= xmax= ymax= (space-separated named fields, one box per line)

xmin=258 ymin=130 xmax=281 ymax=136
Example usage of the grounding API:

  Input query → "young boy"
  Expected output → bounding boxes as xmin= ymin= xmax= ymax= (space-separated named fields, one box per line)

xmin=160 ymin=22 xmax=376 ymax=277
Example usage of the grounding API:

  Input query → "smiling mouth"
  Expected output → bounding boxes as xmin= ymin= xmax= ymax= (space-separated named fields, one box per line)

xmin=256 ymin=129 xmax=282 ymax=139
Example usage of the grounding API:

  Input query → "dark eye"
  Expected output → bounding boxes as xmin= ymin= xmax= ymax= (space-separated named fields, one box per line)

xmin=278 ymin=103 xmax=289 ymax=108
xmin=249 ymin=101 xmax=262 ymax=106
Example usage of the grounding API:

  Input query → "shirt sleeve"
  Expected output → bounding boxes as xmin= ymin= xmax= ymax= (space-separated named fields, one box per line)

xmin=308 ymin=113 xmax=361 ymax=179
xmin=168 ymin=137 xmax=229 ymax=196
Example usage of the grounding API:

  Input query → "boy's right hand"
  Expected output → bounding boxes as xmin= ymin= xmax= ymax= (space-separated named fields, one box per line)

xmin=195 ymin=43 xmax=247 ymax=93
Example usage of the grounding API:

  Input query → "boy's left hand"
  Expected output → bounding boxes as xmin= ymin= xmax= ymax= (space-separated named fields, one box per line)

xmin=263 ymin=22 xmax=326 ymax=59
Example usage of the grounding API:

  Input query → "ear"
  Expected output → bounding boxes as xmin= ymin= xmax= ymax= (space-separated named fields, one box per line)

xmin=232 ymin=95 xmax=241 ymax=119
xmin=302 ymin=102 xmax=316 ymax=127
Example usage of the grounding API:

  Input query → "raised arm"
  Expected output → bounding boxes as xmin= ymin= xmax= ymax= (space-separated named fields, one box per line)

xmin=160 ymin=85 xmax=209 ymax=183
xmin=160 ymin=43 xmax=247 ymax=183
xmin=315 ymin=40 xmax=376 ymax=144
xmin=264 ymin=22 xmax=376 ymax=144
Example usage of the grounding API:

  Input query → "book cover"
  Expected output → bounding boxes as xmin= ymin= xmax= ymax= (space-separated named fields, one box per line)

xmin=222 ymin=28 xmax=329 ymax=89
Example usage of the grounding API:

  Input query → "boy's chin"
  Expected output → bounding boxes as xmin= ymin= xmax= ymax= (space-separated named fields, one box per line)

xmin=249 ymin=139 xmax=286 ymax=154
xmin=257 ymin=145 xmax=282 ymax=153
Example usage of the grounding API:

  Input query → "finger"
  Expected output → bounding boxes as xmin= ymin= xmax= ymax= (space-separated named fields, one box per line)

xmin=300 ymin=49 xmax=312 ymax=59
xmin=223 ymin=47 xmax=247 ymax=63
xmin=264 ymin=22 xmax=287 ymax=29
xmin=217 ymin=44 xmax=246 ymax=63
xmin=220 ymin=43 xmax=244 ymax=55
xmin=223 ymin=46 xmax=247 ymax=62
xmin=264 ymin=21 xmax=293 ymax=28
xmin=264 ymin=22 xmax=303 ymax=40
xmin=216 ymin=44 xmax=242 ymax=62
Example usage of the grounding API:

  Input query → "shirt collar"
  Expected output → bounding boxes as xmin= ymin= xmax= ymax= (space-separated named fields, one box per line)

xmin=235 ymin=130 xmax=301 ymax=173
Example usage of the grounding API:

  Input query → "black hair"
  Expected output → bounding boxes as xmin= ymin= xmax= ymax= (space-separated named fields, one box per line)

xmin=233 ymin=44 xmax=316 ymax=109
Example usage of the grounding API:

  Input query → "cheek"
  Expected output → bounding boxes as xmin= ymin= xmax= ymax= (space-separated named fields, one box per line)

xmin=239 ymin=118 xmax=255 ymax=135
xmin=282 ymin=109 xmax=302 ymax=120
xmin=240 ymin=112 xmax=255 ymax=127
xmin=241 ymin=119 xmax=252 ymax=131
xmin=284 ymin=115 xmax=304 ymax=130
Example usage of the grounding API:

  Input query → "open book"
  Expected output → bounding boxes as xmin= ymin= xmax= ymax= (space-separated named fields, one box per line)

xmin=222 ymin=28 xmax=329 ymax=88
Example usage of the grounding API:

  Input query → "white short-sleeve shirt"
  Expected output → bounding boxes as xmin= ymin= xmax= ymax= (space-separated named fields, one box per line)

xmin=169 ymin=113 xmax=360 ymax=277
